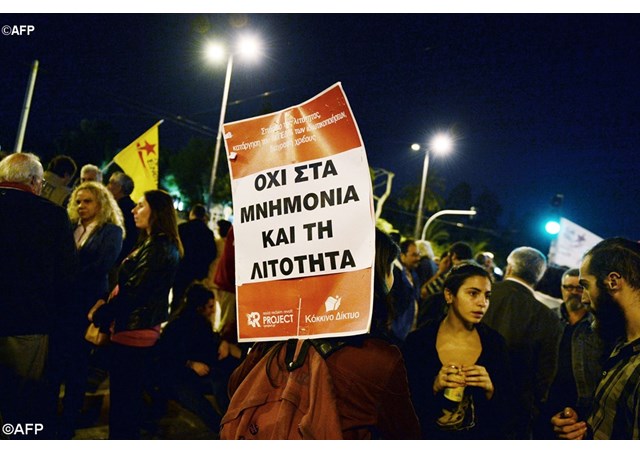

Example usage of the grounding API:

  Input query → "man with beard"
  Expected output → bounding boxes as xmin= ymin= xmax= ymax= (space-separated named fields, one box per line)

xmin=535 ymin=268 xmax=607 ymax=438
xmin=551 ymin=238 xmax=640 ymax=439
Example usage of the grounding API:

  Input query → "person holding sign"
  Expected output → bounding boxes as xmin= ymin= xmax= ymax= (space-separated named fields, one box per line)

xmin=403 ymin=263 xmax=514 ymax=439
xmin=224 ymin=229 xmax=420 ymax=439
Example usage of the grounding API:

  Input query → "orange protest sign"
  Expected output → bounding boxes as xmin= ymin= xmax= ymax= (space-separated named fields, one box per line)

xmin=223 ymin=83 xmax=375 ymax=342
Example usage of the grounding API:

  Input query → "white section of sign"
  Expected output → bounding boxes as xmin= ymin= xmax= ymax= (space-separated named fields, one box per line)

xmin=548 ymin=217 xmax=603 ymax=269
xmin=233 ymin=147 xmax=374 ymax=285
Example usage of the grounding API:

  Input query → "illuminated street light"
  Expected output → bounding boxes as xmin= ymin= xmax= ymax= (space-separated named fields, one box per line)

xmin=205 ymin=36 xmax=262 ymax=206
xmin=413 ymin=132 xmax=454 ymax=239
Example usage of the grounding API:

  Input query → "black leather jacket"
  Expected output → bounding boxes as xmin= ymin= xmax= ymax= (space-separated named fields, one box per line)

xmin=95 ymin=233 xmax=180 ymax=332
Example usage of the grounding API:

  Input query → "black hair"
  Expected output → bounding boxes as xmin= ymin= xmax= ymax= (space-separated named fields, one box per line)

xmin=217 ymin=219 xmax=232 ymax=238
xmin=170 ymin=281 xmax=214 ymax=320
xmin=449 ymin=241 xmax=473 ymax=261
xmin=190 ymin=203 xmax=208 ymax=220
xmin=47 ymin=155 xmax=77 ymax=178
xmin=443 ymin=262 xmax=492 ymax=296
xmin=585 ymin=237 xmax=640 ymax=289
xmin=399 ymin=239 xmax=415 ymax=255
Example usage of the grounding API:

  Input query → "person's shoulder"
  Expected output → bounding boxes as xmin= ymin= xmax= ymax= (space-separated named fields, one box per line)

xmin=493 ymin=279 xmax=537 ymax=301
xmin=101 ymin=222 xmax=123 ymax=236
xmin=404 ymin=319 xmax=439 ymax=347
xmin=478 ymin=322 xmax=507 ymax=343
xmin=33 ymin=193 xmax=69 ymax=217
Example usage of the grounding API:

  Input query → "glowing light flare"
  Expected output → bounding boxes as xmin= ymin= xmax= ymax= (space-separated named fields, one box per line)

xmin=429 ymin=133 xmax=453 ymax=155
xmin=204 ymin=41 xmax=226 ymax=63
xmin=237 ymin=35 xmax=261 ymax=60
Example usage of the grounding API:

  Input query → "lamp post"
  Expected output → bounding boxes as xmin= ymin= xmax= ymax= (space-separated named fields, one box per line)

xmin=421 ymin=208 xmax=477 ymax=241
xmin=205 ymin=37 xmax=260 ymax=206
xmin=413 ymin=132 xmax=453 ymax=239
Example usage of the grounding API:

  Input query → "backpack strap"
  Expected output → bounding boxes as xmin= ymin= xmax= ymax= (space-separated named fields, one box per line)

xmin=309 ymin=338 xmax=346 ymax=359
xmin=284 ymin=339 xmax=312 ymax=371
xmin=284 ymin=335 xmax=368 ymax=370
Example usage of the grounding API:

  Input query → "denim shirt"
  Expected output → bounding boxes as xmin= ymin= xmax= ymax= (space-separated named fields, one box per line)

xmin=553 ymin=305 xmax=606 ymax=410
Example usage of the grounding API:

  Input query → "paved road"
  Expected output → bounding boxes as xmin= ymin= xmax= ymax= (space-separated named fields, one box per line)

xmin=70 ymin=372 xmax=219 ymax=440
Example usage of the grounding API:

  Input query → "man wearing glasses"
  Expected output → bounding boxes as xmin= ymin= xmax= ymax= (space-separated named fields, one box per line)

xmin=535 ymin=268 xmax=607 ymax=438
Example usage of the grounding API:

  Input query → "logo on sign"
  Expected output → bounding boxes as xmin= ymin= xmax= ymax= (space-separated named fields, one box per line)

xmin=247 ymin=312 xmax=261 ymax=328
xmin=324 ymin=295 xmax=342 ymax=312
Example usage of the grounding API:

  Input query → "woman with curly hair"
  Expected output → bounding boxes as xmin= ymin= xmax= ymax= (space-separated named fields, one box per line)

xmin=51 ymin=181 xmax=125 ymax=438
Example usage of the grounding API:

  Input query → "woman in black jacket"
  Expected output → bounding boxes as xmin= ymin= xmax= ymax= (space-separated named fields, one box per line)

xmin=403 ymin=263 xmax=514 ymax=439
xmin=90 ymin=189 xmax=182 ymax=439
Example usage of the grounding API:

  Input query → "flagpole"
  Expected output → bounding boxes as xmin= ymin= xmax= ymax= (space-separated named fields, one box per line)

xmin=14 ymin=60 xmax=39 ymax=153
xmin=101 ymin=119 xmax=164 ymax=173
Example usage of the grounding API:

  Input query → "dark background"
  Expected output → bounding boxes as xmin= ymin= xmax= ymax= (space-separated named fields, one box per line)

xmin=1 ymin=13 xmax=638 ymax=258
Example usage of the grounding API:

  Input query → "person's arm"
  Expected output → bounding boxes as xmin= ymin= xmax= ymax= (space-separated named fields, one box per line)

xmin=421 ymin=254 xmax=452 ymax=297
xmin=550 ymin=407 xmax=588 ymax=439
xmin=186 ymin=360 xmax=210 ymax=376
xmin=218 ymin=340 xmax=243 ymax=360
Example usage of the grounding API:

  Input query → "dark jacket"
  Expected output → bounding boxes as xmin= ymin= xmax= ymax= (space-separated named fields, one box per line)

xmin=173 ymin=219 xmax=217 ymax=299
xmin=76 ymin=223 xmax=123 ymax=311
xmin=0 ymin=184 xmax=77 ymax=335
xmin=115 ymin=196 xmax=137 ymax=265
xmin=94 ymin=233 xmax=180 ymax=332
xmin=403 ymin=320 xmax=514 ymax=439
xmin=480 ymin=278 xmax=563 ymax=438
xmin=158 ymin=312 xmax=221 ymax=382
xmin=553 ymin=305 xmax=607 ymax=412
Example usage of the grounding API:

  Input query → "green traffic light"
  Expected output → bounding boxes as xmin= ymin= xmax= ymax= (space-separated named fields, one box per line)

xmin=545 ymin=220 xmax=561 ymax=235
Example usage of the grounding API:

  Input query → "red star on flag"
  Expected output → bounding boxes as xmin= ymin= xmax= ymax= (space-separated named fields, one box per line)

xmin=138 ymin=140 xmax=157 ymax=155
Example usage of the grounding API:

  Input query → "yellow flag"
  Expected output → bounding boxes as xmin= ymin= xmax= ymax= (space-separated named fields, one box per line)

xmin=113 ymin=121 xmax=161 ymax=203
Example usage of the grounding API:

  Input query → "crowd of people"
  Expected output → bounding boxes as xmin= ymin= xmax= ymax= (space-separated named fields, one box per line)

xmin=1 ymin=150 xmax=639 ymax=440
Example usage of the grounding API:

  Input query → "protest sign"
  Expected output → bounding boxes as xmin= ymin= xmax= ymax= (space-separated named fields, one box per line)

xmin=548 ymin=217 xmax=603 ymax=268
xmin=223 ymin=83 xmax=375 ymax=342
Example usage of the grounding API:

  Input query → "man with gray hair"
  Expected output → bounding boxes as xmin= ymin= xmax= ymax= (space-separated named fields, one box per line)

xmin=536 ymin=268 xmax=607 ymax=438
xmin=482 ymin=246 xmax=563 ymax=439
xmin=0 ymin=152 xmax=77 ymax=438
xmin=79 ymin=164 xmax=103 ymax=183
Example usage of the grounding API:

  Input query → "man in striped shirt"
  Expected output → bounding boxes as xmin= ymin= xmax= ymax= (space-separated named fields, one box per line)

xmin=551 ymin=237 xmax=640 ymax=439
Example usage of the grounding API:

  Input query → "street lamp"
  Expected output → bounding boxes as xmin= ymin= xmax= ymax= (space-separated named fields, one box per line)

xmin=421 ymin=208 xmax=477 ymax=241
xmin=413 ymin=132 xmax=454 ymax=239
xmin=205 ymin=36 xmax=261 ymax=206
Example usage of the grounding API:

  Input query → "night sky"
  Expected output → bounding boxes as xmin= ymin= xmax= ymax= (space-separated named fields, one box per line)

xmin=2 ymin=12 xmax=639 ymax=253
